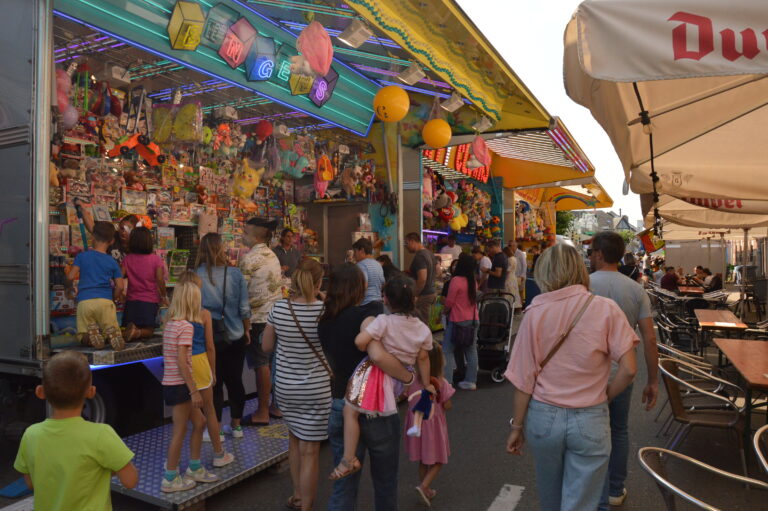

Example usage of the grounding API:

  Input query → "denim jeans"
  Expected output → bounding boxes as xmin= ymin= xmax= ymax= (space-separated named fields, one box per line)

xmin=442 ymin=320 xmax=478 ymax=385
xmin=327 ymin=399 xmax=400 ymax=511
xmin=598 ymin=383 xmax=633 ymax=510
xmin=525 ymin=399 xmax=610 ymax=511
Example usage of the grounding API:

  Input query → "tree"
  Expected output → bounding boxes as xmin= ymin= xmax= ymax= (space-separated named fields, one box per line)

xmin=556 ymin=211 xmax=575 ymax=235
xmin=617 ymin=229 xmax=635 ymax=245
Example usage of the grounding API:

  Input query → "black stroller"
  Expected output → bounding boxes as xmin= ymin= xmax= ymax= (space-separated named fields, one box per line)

xmin=476 ymin=291 xmax=516 ymax=383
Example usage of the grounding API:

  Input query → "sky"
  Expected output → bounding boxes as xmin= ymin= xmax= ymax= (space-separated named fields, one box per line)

xmin=457 ymin=0 xmax=642 ymax=225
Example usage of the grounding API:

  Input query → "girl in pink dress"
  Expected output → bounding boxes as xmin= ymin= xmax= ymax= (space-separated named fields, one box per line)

xmin=405 ymin=342 xmax=455 ymax=506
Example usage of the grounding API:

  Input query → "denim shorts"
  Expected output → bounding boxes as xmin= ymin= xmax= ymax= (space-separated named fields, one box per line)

xmin=245 ymin=323 xmax=269 ymax=368
xmin=163 ymin=384 xmax=190 ymax=406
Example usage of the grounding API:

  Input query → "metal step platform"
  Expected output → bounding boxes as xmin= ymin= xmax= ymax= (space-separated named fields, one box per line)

xmin=112 ymin=398 xmax=288 ymax=510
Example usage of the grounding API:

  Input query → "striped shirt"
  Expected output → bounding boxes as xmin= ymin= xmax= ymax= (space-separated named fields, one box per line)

xmin=162 ymin=320 xmax=193 ymax=386
xmin=267 ymin=299 xmax=331 ymax=441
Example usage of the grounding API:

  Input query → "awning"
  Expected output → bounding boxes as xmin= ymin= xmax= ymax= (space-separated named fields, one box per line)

xmin=513 ymin=178 xmax=612 ymax=211
xmin=346 ymin=0 xmax=550 ymax=126
xmin=644 ymin=196 xmax=768 ymax=230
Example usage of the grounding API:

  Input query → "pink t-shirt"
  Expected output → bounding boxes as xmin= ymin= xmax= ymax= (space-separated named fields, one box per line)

xmin=444 ymin=276 xmax=479 ymax=323
xmin=162 ymin=320 xmax=193 ymax=385
xmin=123 ymin=253 xmax=164 ymax=303
xmin=505 ymin=285 xmax=638 ymax=408
xmin=365 ymin=314 xmax=433 ymax=365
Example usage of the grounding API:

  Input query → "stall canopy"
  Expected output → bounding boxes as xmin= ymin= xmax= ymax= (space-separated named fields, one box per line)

xmin=564 ymin=0 xmax=768 ymax=209
xmin=644 ymin=196 xmax=768 ymax=231
xmin=345 ymin=0 xmax=550 ymax=128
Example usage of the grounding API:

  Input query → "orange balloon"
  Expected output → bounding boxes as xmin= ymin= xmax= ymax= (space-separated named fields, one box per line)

xmin=422 ymin=118 xmax=452 ymax=148
xmin=373 ymin=85 xmax=410 ymax=122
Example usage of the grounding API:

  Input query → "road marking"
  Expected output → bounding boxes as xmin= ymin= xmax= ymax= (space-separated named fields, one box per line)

xmin=487 ymin=484 xmax=524 ymax=510
xmin=1 ymin=496 xmax=34 ymax=511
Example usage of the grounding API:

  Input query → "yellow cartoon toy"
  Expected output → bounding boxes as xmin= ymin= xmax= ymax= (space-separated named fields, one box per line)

xmin=232 ymin=158 xmax=265 ymax=199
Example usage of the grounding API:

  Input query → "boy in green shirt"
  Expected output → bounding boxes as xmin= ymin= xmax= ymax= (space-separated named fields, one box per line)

xmin=14 ymin=351 xmax=138 ymax=511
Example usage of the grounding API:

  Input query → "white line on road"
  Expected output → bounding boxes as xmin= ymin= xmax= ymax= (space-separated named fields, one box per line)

xmin=487 ymin=484 xmax=524 ymax=510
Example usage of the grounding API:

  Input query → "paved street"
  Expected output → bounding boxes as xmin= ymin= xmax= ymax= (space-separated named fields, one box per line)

xmin=3 ymin=351 xmax=765 ymax=510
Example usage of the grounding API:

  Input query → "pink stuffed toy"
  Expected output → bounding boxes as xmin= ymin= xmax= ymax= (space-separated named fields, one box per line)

xmin=56 ymin=68 xmax=78 ymax=129
xmin=472 ymin=135 xmax=491 ymax=166
xmin=296 ymin=21 xmax=333 ymax=76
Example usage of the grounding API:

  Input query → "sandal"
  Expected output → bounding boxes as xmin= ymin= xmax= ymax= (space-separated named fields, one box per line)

xmin=85 ymin=323 xmax=105 ymax=349
xmin=415 ymin=486 xmax=436 ymax=507
xmin=124 ymin=323 xmax=140 ymax=342
xmin=329 ymin=457 xmax=361 ymax=481
xmin=104 ymin=326 xmax=125 ymax=351
xmin=285 ymin=496 xmax=301 ymax=510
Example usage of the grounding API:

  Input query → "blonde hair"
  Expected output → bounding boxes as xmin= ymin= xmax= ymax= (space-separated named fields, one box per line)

xmin=533 ymin=244 xmax=589 ymax=293
xmin=167 ymin=280 xmax=202 ymax=323
xmin=178 ymin=269 xmax=202 ymax=289
xmin=291 ymin=259 xmax=323 ymax=302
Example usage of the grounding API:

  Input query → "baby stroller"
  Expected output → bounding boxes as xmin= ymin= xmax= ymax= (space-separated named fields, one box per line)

xmin=476 ymin=291 xmax=515 ymax=383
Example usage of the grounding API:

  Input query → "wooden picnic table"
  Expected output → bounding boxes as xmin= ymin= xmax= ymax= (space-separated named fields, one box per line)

xmin=678 ymin=285 xmax=705 ymax=296
xmin=713 ymin=338 xmax=768 ymax=445
xmin=694 ymin=309 xmax=748 ymax=331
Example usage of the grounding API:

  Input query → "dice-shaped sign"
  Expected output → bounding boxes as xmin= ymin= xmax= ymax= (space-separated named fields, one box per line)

xmin=202 ymin=2 xmax=240 ymax=49
xmin=245 ymin=36 xmax=277 ymax=81
xmin=218 ymin=18 xmax=257 ymax=69
xmin=289 ymin=73 xmax=315 ymax=96
xmin=309 ymin=67 xmax=338 ymax=107
xmin=167 ymin=1 xmax=206 ymax=51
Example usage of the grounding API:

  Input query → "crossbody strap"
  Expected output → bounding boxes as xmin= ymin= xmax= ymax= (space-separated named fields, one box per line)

xmin=287 ymin=300 xmax=334 ymax=380
xmin=221 ymin=265 xmax=227 ymax=314
xmin=540 ymin=294 xmax=595 ymax=370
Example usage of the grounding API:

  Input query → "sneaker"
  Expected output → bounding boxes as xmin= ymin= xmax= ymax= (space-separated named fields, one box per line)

xmin=203 ymin=429 xmax=225 ymax=442
xmin=161 ymin=474 xmax=196 ymax=493
xmin=85 ymin=323 xmax=105 ymax=349
xmin=104 ymin=326 xmax=125 ymax=351
xmin=231 ymin=426 xmax=244 ymax=438
xmin=457 ymin=381 xmax=477 ymax=390
xmin=212 ymin=451 xmax=235 ymax=467
xmin=609 ymin=488 xmax=628 ymax=506
xmin=185 ymin=466 xmax=219 ymax=483
xmin=221 ymin=424 xmax=233 ymax=436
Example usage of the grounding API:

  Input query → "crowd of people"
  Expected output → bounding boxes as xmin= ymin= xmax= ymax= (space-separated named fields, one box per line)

xmin=15 ymin=223 xmax=667 ymax=511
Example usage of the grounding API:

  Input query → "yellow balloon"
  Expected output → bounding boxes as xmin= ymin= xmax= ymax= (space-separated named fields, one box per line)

xmin=422 ymin=118 xmax=452 ymax=148
xmin=373 ymin=85 xmax=410 ymax=122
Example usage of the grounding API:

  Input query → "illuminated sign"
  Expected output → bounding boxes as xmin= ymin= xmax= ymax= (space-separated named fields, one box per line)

xmin=54 ymin=0 xmax=379 ymax=136
xmin=167 ymin=1 xmax=205 ymax=51
xmin=454 ymin=143 xmax=489 ymax=183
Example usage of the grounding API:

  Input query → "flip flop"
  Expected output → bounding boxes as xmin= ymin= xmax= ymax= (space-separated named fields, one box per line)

xmin=415 ymin=486 xmax=432 ymax=507
xmin=269 ymin=410 xmax=283 ymax=419
xmin=241 ymin=416 xmax=269 ymax=427
xmin=285 ymin=496 xmax=301 ymax=510
xmin=329 ymin=457 xmax=361 ymax=481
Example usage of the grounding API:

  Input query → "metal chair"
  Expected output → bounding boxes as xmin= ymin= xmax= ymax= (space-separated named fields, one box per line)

xmin=638 ymin=447 xmax=768 ymax=510
xmin=658 ymin=359 xmax=748 ymax=476
xmin=755 ymin=424 xmax=768 ymax=475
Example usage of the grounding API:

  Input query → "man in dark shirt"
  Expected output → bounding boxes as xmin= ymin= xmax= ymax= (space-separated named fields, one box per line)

xmin=405 ymin=232 xmax=435 ymax=326
xmin=484 ymin=240 xmax=508 ymax=290
xmin=272 ymin=228 xmax=301 ymax=277
xmin=660 ymin=266 xmax=679 ymax=291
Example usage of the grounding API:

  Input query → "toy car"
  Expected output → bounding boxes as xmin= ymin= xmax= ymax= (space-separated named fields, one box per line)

xmin=107 ymin=133 xmax=166 ymax=167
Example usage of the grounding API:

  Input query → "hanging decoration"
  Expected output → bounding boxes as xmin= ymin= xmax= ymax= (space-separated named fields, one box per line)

xmin=167 ymin=1 xmax=205 ymax=51
xmin=373 ymin=85 xmax=410 ymax=122
xmin=422 ymin=118 xmax=451 ymax=149
xmin=292 ymin=21 xmax=334 ymax=77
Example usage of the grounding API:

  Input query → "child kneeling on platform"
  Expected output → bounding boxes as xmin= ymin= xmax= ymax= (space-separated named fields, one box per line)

xmin=161 ymin=272 xmax=234 ymax=493
xmin=14 ymin=351 xmax=138 ymax=510
xmin=66 ymin=221 xmax=126 ymax=351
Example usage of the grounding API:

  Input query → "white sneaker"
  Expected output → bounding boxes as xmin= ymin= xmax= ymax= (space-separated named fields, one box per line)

xmin=231 ymin=426 xmax=244 ymax=438
xmin=185 ymin=466 xmax=219 ymax=483
xmin=457 ymin=381 xmax=477 ymax=390
xmin=161 ymin=474 xmax=196 ymax=493
xmin=213 ymin=451 xmax=235 ymax=467
xmin=609 ymin=488 xmax=628 ymax=506
xmin=221 ymin=424 xmax=232 ymax=436
xmin=406 ymin=425 xmax=421 ymax=437
xmin=203 ymin=429 xmax=225 ymax=442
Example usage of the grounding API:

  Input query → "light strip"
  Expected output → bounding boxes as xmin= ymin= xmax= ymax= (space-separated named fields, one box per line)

xmin=377 ymin=80 xmax=454 ymax=100
xmin=353 ymin=64 xmax=451 ymax=88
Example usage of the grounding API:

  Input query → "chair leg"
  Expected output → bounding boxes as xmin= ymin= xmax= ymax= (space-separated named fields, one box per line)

xmin=666 ymin=424 xmax=690 ymax=451
xmin=733 ymin=429 xmax=750 ymax=480
xmin=654 ymin=397 xmax=669 ymax=422
xmin=655 ymin=412 xmax=673 ymax=438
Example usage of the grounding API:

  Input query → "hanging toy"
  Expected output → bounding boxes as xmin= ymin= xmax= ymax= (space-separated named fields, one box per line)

xmin=314 ymin=166 xmax=329 ymax=199
xmin=292 ymin=21 xmax=333 ymax=76
xmin=254 ymin=120 xmax=273 ymax=144
xmin=422 ymin=118 xmax=451 ymax=148
xmin=232 ymin=158 xmax=265 ymax=199
xmin=55 ymin=68 xmax=78 ymax=129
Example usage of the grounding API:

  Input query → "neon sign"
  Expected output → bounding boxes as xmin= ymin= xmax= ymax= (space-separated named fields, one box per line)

xmin=218 ymin=17 xmax=256 ymax=68
xmin=310 ymin=68 xmax=338 ymax=107
xmin=245 ymin=35 xmax=276 ymax=81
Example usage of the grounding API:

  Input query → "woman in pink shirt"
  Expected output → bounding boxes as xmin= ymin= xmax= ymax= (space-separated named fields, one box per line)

xmin=443 ymin=253 xmax=480 ymax=390
xmin=504 ymin=244 xmax=637 ymax=511
xmin=122 ymin=227 xmax=167 ymax=341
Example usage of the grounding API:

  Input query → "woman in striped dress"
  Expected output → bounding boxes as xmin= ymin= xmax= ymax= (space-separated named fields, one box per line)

xmin=262 ymin=259 xmax=331 ymax=511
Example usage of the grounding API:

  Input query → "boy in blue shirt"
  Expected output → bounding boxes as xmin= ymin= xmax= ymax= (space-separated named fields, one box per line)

xmin=14 ymin=351 xmax=138 ymax=511
xmin=66 ymin=221 xmax=126 ymax=350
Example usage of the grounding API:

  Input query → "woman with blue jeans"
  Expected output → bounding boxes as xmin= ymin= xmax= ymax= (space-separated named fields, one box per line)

xmin=318 ymin=263 xmax=413 ymax=511
xmin=504 ymin=244 xmax=638 ymax=511
xmin=443 ymin=253 xmax=479 ymax=389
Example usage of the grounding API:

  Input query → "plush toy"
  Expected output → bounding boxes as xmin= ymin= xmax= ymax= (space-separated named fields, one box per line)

xmin=341 ymin=164 xmax=362 ymax=197
xmin=254 ymin=120 xmax=273 ymax=144
xmin=49 ymin=162 xmax=60 ymax=187
xmin=124 ymin=169 xmax=144 ymax=191
xmin=195 ymin=184 xmax=209 ymax=204
xmin=55 ymin=68 xmax=78 ymax=129
xmin=212 ymin=123 xmax=232 ymax=152
xmin=314 ymin=166 xmax=329 ymax=199
xmin=433 ymin=187 xmax=451 ymax=209
xmin=406 ymin=377 xmax=439 ymax=438
xmin=438 ymin=207 xmax=454 ymax=222
xmin=232 ymin=159 xmax=265 ymax=199
xmin=360 ymin=163 xmax=376 ymax=194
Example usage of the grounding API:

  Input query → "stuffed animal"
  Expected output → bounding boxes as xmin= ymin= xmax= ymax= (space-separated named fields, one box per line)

xmin=360 ymin=163 xmax=376 ymax=194
xmin=232 ymin=159 xmax=265 ymax=199
xmin=314 ymin=167 xmax=329 ymax=199
xmin=212 ymin=124 xmax=232 ymax=153
xmin=49 ymin=162 xmax=60 ymax=187
xmin=341 ymin=164 xmax=362 ymax=197
xmin=195 ymin=184 xmax=209 ymax=204
xmin=433 ymin=187 xmax=451 ymax=209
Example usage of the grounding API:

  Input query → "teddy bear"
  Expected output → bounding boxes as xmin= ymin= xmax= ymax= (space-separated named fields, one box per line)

xmin=341 ymin=164 xmax=362 ymax=197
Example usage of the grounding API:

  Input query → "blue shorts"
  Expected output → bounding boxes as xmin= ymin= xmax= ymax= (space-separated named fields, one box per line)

xmin=163 ymin=384 xmax=190 ymax=406
xmin=122 ymin=300 xmax=159 ymax=328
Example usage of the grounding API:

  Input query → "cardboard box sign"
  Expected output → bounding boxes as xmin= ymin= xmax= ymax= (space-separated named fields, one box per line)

xmin=167 ymin=1 xmax=205 ymax=51
xmin=289 ymin=73 xmax=315 ymax=96
xmin=202 ymin=2 xmax=240 ymax=49
xmin=219 ymin=17 xmax=257 ymax=69
xmin=245 ymin=36 xmax=277 ymax=82
xmin=310 ymin=67 xmax=338 ymax=107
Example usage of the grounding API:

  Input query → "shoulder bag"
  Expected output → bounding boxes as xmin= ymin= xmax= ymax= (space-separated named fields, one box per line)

xmin=538 ymin=294 xmax=594 ymax=373
xmin=287 ymin=300 xmax=334 ymax=380
xmin=212 ymin=265 xmax=228 ymax=343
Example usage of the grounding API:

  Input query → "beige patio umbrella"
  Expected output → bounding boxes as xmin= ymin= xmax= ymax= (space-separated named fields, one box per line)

xmin=564 ymin=0 xmax=768 ymax=231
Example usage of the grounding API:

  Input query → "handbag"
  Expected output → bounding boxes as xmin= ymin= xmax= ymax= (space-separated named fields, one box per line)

xmin=538 ymin=294 xmax=595 ymax=373
xmin=212 ymin=266 xmax=228 ymax=343
xmin=451 ymin=320 xmax=477 ymax=349
xmin=287 ymin=300 xmax=334 ymax=380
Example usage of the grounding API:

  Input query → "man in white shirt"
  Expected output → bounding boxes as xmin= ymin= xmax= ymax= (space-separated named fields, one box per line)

xmin=439 ymin=234 xmax=463 ymax=261
xmin=509 ymin=241 xmax=527 ymax=289
xmin=472 ymin=246 xmax=492 ymax=290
